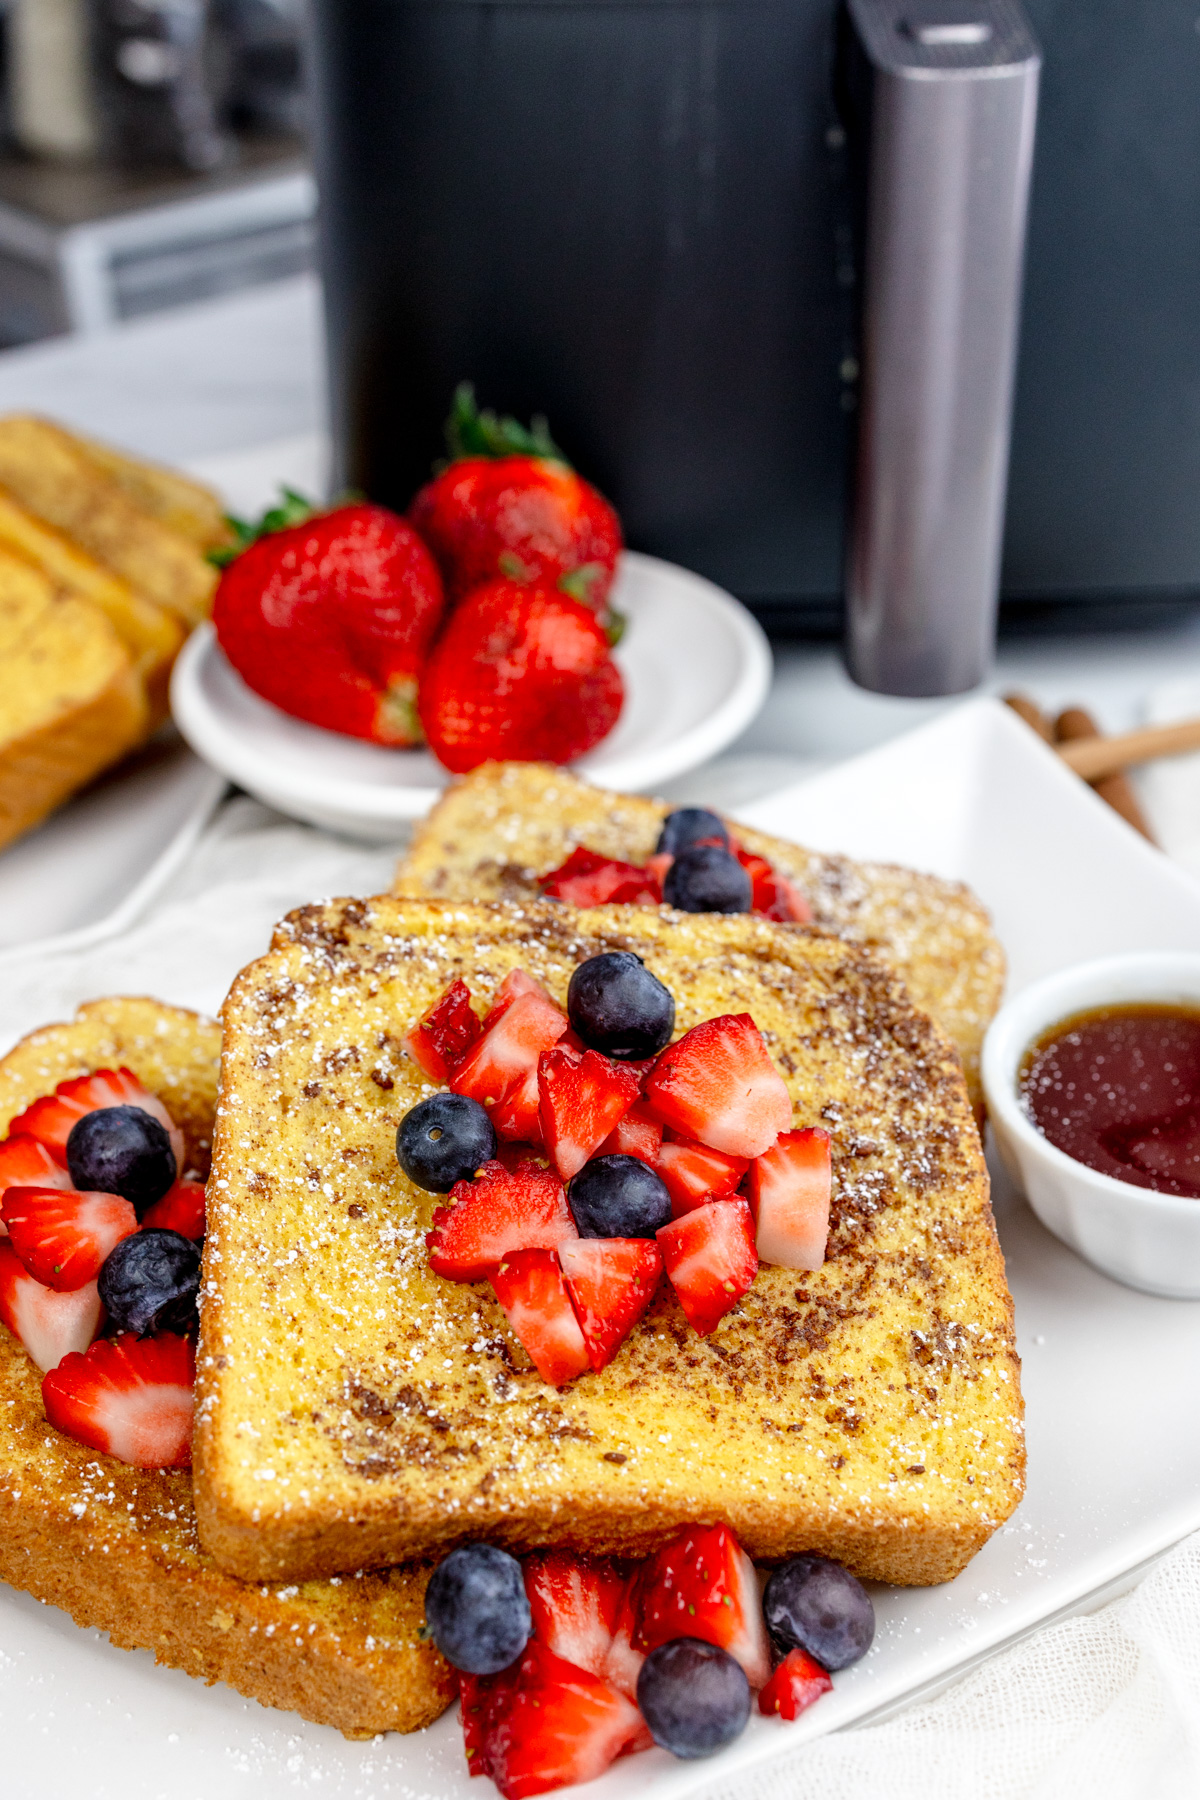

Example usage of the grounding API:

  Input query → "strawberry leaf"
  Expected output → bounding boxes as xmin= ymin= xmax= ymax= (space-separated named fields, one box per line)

xmin=445 ymin=381 xmax=570 ymax=467
xmin=207 ymin=486 xmax=318 ymax=569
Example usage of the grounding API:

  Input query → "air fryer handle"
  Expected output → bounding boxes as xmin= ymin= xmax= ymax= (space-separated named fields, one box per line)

xmin=843 ymin=0 xmax=1040 ymax=697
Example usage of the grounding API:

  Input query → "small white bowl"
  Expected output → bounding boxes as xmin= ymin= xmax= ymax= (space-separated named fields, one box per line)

xmin=983 ymin=951 xmax=1200 ymax=1299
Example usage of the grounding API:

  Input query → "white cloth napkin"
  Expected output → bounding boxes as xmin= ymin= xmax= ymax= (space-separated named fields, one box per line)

xmin=3 ymin=793 xmax=1197 ymax=1800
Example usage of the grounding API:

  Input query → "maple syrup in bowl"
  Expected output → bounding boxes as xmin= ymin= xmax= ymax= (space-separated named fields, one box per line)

xmin=983 ymin=953 xmax=1200 ymax=1298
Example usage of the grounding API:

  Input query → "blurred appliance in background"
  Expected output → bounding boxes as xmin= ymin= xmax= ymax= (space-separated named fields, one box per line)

xmin=90 ymin=0 xmax=228 ymax=172
xmin=309 ymin=0 xmax=1200 ymax=682
xmin=211 ymin=0 xmax=306 ymax=136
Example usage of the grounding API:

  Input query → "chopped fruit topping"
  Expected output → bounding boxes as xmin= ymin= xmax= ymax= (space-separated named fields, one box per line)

xmin=566 ymin=1156 xmax=672 ymax=1239
xmin=537 ymin=1047 xmax=640 ymax=1181
xmin=452 ymin=991 xmax=570 ymax=1144
xmin=657 ymin=1198 xmax=757 ymax=1336
xmin=66 ymin=1105 xmax=176 ymax=1217
xmin=0 ymin=1134 xmax=71 ymax=1211
xmin=41 ymin=1331 xmax=194 ymax=1467
xmin=483 ymin=969 xmax=552 ymax=1030
xmin=757 ymin=1648 xmax=833 ymax=1719
xmin=0 ymin=1241 xmax=102 ymax=1371
xmin=403 ymin=978 xmax=482 ymax=1081
xmin=654 ymin=1138 xmax=748 ymax=1217
xmin=762 ymin=1555 xmax=875 ymax=1670
xmin=141 ymin=1176 xmax=206 ymax=1239
xmin=540 ymin=847 xmax=660 ymax=907
xmin=98 ymin=1229 xmax=202 ymax=1336
xmin=398 ymin=1092 xmax=497 ymax=1193
xmin=602 ymin=1568 xmax=646 ymax=1699
xmin=637 ymin=1638 xmax=751 ymax=1759
xmin=566 ymin=952 xmax=675 ymax=1061
xmin=1 ymin=1186 xmax=138 ymax=1291
xmin=635 ymin=1522 xmax=771 ymax=1689
xmin=524 ymin=1549 xmax=627 ymax=1678
xmin=644 ymin=1013 xmax=792 ymax=1158
xmin=426 ymin=1542 xmax=532 ymax=1675
xmin=662 ymin=844 xmax=753 ymax=913
xmin=10 ymin=1068 xmax=183 ymax=1173
xmin=733 ymin=845 xmax=812 ymax=924
xmin=748 ymin=1127 xmax=831 ymax=1270
xmin=478 ymin=1640 xmax=643 ymax=1799
xmin=460 ymin=1671 xmax=492 ymax=1773
xmin=491 ymin=1248 xmax=590 ymax=1386
xmin=598 ymin=1102 xmax=663 ymax=1166
xmin=558 ymin=1239 xmax=662 ymax=1370
xmin=655 ymin=808 xmax=730 ymax=856
xmin=427 ymin=1160 xmax=577 ymax=1282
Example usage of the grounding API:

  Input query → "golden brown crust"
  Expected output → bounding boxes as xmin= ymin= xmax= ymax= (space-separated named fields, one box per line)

xmin=196 ymin=898 xmax=1024 ymax=1589
xmin=394 ymin=763 xmax=1006 ymax=1113
xmin=0 ymin=1000 xmax=454 ymax=1738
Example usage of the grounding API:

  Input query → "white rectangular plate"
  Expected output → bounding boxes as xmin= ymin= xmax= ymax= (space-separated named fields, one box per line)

xmin=3 ymin=695 xmax=1200 ymax=1800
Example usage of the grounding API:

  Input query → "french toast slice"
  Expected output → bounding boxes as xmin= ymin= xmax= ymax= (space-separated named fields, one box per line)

xmin=394 ymin=762 xmax=1005 ymax=1113
xmin=196 ymin=897 xmax=1024 ymax=1589
xmin=0 ymin=998 xmax=453 ymax=1738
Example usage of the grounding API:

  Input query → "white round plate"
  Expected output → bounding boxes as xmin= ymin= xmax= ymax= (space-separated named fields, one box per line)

xmin=170 ymin=551 xmax=772 ymax=839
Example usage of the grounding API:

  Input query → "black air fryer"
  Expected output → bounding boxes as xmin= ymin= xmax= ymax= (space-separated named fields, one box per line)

xmin=307 ymin=0 xmax=1200 ymax=667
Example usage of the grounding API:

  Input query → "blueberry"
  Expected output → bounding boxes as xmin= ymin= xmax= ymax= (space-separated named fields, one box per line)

xmin=762 ymin=1554 xmax=875 ymax=1670
xmin=655 ymin=808 xmax=730 ymax=857
xmin=567 ymin=951 xmax=675 ymax=1060
xmin=397 ymin=1093 xmax=496 ymax=1193
xmin=637 ymin=1639 xmax=750 ymax=1758
xmin=567 ymin=1154 xmax=671 ymax=1239
xmin=425 ymin=1542 xmax=531 ymax=1674
xmin=98 ymin=1229 xmax=202 ymax=1337
xmin=663 ymin=844 xmax=752 ymax=914
xmin=66 ymin=1106 xmax=176 ymax=1218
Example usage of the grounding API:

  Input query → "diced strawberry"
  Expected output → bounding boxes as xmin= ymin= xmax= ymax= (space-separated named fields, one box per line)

xmin=657 ymin=1197 xmax=758 ymax=1335
xmin=427 ymin=1160 xmax=577 ymax=1281
xmin=491 ymin=1248 xmax=590 ymax=1386
xmin=636 ymin=1522 xmax=771 ymax=1689
xmin=644 ymin=1014 xmax=792 ymax=1158
xmin=644 ymin=851 xmax=674 ymax=890
xmin=10 ymin=1068 xmax=184 ymax=1173
xmin=483 ymin=968 xmax=553 ymax=1030
xmin=482 ymin=1640 xmax=643 ymax=1800
xmin=0 ymin=1135 xmax=72 ymax=1221
xmin=42 ymin=1332 xmax=194 ymax=1468
xmin=141 ymin=1176 xmax=206 ymax=1239
xmin=452 ymin=991 xmax=570 ymax=1144
xmin=602 ymin=1568 xmax=646 ymax=1700
xmin=0 ymin=1240 xmax=103 ymax=1371
xmin=524 ymin=1550 xmax=628 ymax=1678
xmin=403 ymin=978 xmax=482 ymax=1081
xmin=539 ymin=846 xmax=661 ymax=907
xmin=537 ymin=1047 xmax=640 ymax=1181
xmin=749 ymin=1127 xmax=831 ymax=1270
xmin=598 ymin=1102 xmax=662 ymax=1165
xmin=460 ymin=1672 xmax=493 ymax=1778
xmin=1 ymin=1186 xmax=138 ymax=1291
xmin=758 ymin=1647 xmax=833 ymax=1719
xmin=559 ymin=1238 xmax=662 ymax=1371
xmin=733 ymin=843 xmax=813 ymax=925
xmin=655 ymin=1137 xmax=748 ymax=1217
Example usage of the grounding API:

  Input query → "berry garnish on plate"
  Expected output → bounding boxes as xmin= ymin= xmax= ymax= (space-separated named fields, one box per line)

xmin=634 ymin=1522 xmax=771 ymax=1688
xmin=409 ymin=384 xmax=623 ymax=617
xmin=637 ymin=1639 xmax=752 ymax=1760
xmin=41 ymin=1332 xmax=195 ymax=1469
xmin=426 ymin=1160 xmax=577 ymax=1282
xmin=597 ymin=1102 xmax=662 ymax=1166
xmin=654 ymin=1137 xmax=748 ymax=1217
xmin=425 ymin=1542 xmax=532 ymax=1674
xmin=450 ymin=984 xmax=570 ymax=1145
xmin=558 ymin=1238 xmax=663 ymax=1371
xmin=0 ymin=1133 xmax=71 ymax=1204
xmin=213 ymin=500 xmax=445 ymax=745
xmin=662 ymin=843 xmax=753 ymax=913
xmin=402 ymin=976 xmax=483 ymax=1083
xmin=140 ymin=1176 xmax=206 ymax=1239
xmin=654 ymin=808 xmax=729 ymax=857
xmin=474 ymin=1639 xmax=644 ymax=1799
xmin=644 ymin=1012 xmax=793 ymax=1159
xmin=566 ymin=1155 xmax=672 ymax=1240
xmin=762 ymin=1555 xmax=875 ymax=1671
xmin=97 ymin=1229 xmax=202 ymax=1337
xmin=757 ymin=1648 xmax=833 ymax=1720
xmin=0 ymin=1241 xmax=102 ymax=1372
xmin=657 ymin=1198 xmax=758 ymax=1335
xmin=491 ymin=1248 xmax=591 ymax=1386
xmin=566 ymin=952 xmax=675 ymax=1062
xmin=748 ymin=1127 xmax=832 ymax=1270
xmin=538 ymin=1048 xmax=641 ymax=1182
xmin=66 ymin=1103 xmax=176 ymax=1216
xmin=10 ymin=1067 xmax=183 ymax=1172
xmin=397 ymin=1092 xmax=496 ymax=1193
xmin=523 ymin=1549 xmax=629 ymax=1679
xmin=418 ymin=578 xmax=624 ymax=775
xmin=1 ymin=1185 xmax=138 ymax=1291
xmin=539 ymin=848 xmax=660 ymax=907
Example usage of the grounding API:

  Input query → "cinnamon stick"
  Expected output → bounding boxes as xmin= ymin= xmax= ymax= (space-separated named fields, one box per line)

xmin=1057 ymin=716 xmax=1200 ymax=781
xmin=1054 ymin=708 xmax=1156 ymax=842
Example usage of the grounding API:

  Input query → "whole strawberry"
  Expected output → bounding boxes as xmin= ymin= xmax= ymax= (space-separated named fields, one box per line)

xmin=212 ymin=499 xmax=444 ymax=744
xmin=419 ymin=578 xmax=624 ymax=773
xmin=409 ymin=385 xmax=623 ymax=615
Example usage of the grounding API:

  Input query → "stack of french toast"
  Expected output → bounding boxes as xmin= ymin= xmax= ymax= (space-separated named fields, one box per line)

xmin=0 ymin=761 xmax=1024 ymax=1772
xmin=0 ymin=416 xmax=228 ymax=851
